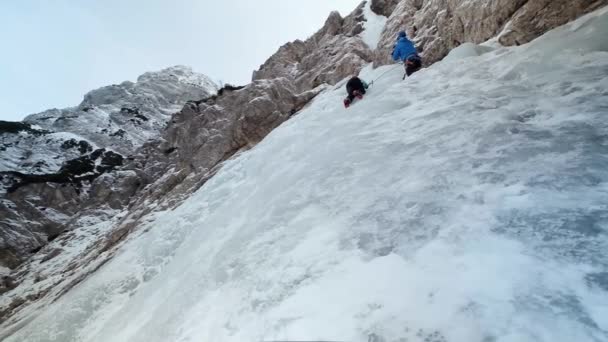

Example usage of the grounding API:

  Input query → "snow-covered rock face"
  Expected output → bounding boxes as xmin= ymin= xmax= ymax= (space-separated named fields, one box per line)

xmin=0 ymin=66 xmax=217 ymax=269
xmin=373 ymin=0 xmax=608 ymax=66
xmin=23 ymin=65 xmax=218 ymax=157
xmin=1 ymin=66 xmax=216 ymax=180
xmin=3 ymin=7 xmax=607 ymax=342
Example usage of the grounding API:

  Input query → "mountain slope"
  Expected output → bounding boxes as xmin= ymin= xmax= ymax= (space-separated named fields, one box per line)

xmin=252 ymin=1 xmax=373 ymax=91
xmin=3 ymin=7 xmax=607 ymax=342
xmin=0 ymin=66 xmax=217 ymax=269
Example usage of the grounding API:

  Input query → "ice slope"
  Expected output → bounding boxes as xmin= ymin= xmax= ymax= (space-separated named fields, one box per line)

xmin=4 ymin=7 xmax=608 ymax=342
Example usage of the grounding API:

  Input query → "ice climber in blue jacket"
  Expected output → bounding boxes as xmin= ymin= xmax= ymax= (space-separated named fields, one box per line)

xmin=392 ymin=31 xmax=422 ymax=77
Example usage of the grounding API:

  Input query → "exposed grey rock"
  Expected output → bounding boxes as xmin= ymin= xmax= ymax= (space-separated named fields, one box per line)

xmin=374 ymin=0 xmax=525 ymax=66
xmin=371 ymin=0 xmax=401 ymax=17
xmin=0 ymin=148 xmax=129 ymax=267
xmin=39 ymin=248 xmax=62 ymax=263
xmin=253 ymin=2 xmax=373 ymax=91
xmin=87 ymin=171 xmax=144 ymax=210
xmin=498 ymin=0 xmax=608 ymax=46
xmin=128 ymin=78 xmax=323 ymax=210
xmin=0 ymin=182 xmax=80 ymax=268
xmin=0 ymin=275 xmax=16 ymax=295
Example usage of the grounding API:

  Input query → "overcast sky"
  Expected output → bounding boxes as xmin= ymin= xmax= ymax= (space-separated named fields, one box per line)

xmin=0 ymin=0 xmax=361 ymax=121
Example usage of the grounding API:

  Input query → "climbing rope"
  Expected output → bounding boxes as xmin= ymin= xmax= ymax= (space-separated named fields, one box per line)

xmin=369 ymin=63 xmax=403 ymax=87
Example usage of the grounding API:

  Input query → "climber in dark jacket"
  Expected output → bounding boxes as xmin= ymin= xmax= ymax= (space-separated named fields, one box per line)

xmin=392 ymin=31 xmax=422 ymax=77
xmin=344 ymin=76 xmax=369 ymax=108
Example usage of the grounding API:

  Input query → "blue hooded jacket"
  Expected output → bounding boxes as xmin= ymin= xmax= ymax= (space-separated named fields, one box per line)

xmin=392 ymin=31 xmax=418 ymax=61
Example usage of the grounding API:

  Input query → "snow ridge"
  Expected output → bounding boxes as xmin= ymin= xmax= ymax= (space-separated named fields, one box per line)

xmin=1 ymin=66 xmax=217 ymax=175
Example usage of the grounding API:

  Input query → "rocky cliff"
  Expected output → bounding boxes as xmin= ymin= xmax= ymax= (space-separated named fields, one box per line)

xmin=252 ymin=2 xmax=373 ymax=91
xmin=373 ymin=0 xmax=608 ymax=66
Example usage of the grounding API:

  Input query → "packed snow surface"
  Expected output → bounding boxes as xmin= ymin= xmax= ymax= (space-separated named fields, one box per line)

xmin=4 ymin=8 xmax=608 ymax=342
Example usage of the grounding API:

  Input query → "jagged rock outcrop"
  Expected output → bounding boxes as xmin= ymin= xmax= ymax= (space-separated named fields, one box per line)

xmin=499 ymin=0 xmax=608 ymax=46
xmin=124 ymin=78 xmax=322 ymax=212
xmin=252 ymin=2 xmax=373 ymax=91
xmin=373 ymin=0 xmax=608 ymax=66
xmin=0 ymin=149 xmax=130 ymax=269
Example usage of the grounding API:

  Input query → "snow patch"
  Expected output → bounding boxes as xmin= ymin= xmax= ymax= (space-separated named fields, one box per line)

xmin=361 ymin=1 xmax=388 ymax=50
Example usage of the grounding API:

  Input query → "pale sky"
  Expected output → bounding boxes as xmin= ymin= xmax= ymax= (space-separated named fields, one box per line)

xmin=0 ymin=0 xmax=361 ymax=121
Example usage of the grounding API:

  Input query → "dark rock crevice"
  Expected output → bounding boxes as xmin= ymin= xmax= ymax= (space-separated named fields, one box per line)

xmin=60 ymin=139 xmax=93 ymax=154
xmin=0 ymin=121 xmax=48 ymax=135
xmin=1 ymin=149 xmax=124 ymax=193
